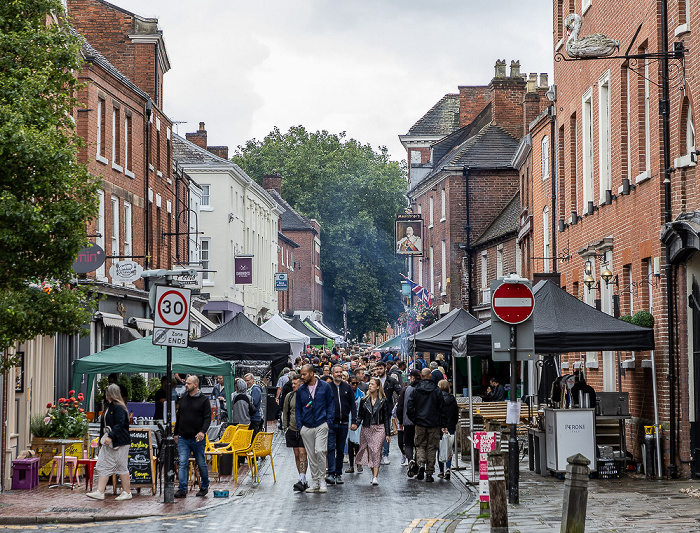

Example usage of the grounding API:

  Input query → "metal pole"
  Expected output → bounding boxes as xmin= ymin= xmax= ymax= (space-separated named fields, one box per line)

xmin=452 ymin=352 xmax=458 ymax=470
xmin=163 ymin=344 xmax=175 ymax=503
xmin=508 ymin=325 xmax=519 ymax=504
xmin=468 ymin=355 xmax=474 ymax=482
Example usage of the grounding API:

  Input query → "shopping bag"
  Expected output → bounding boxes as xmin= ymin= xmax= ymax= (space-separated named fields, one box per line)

xmin=439 ymin=433 xmax=453 ymax=462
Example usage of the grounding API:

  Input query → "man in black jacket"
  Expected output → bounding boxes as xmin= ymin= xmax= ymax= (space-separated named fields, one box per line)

xmin=174 ymin=375 xmax=211 ymax=498
xmin=375 ymin=361 xmax=402 ymax=464
xmin=407 ymin=368 xmax=446 ymax=483
xmin=326 ymin=365 xmax=357 ymax=485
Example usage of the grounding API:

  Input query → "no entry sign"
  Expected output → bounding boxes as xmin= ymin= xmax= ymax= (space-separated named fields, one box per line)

xmin=492 ymin=282 xmax=534 ymax=325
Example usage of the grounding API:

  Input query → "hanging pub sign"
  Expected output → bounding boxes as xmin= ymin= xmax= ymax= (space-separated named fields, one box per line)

xmin=235 ymin=256 xmax=253 ymax=284
xmin=395 ymin=213 xmax=423 ymax=256
xmin=71 ymin=243 xmax=106 ymax=274
xmin=109 ymin=260 xmax=144 ymax=284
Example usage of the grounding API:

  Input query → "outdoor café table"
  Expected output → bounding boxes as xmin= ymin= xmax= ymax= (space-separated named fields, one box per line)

xmin=46 ymin=438 xmax=82 ymax=489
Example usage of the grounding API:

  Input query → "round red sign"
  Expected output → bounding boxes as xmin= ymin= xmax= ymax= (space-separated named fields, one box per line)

xmin=492 ymin=282 xmax=534 ymax=324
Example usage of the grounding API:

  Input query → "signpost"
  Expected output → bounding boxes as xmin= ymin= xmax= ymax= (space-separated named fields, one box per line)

xmin=142 ymin=268 xmax=195 ymax=504
xmin=490 ymin=274 xmax=535 ymax=505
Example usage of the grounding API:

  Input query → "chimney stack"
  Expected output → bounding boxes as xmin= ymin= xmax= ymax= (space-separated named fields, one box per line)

xmin=186 ymin=122 xmax=208 ymax=149
xmin=509 ymin=60 xmax=521 ymax=79
xmin=262 ymin=175 xmax=283 ymax=195
xmin=494 ymin=59 xmax=507 ymax=78
xmin=489 ymin=59 xmax=527 ymax=139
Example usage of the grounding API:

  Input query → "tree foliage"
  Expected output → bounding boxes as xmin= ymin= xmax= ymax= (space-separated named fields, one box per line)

xmin=0 ymin=0 xmax=99 ymax=361
xmin=232 ymin=126 xmax=407 ymax=337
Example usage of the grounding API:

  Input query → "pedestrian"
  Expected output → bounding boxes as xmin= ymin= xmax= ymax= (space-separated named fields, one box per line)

xmin=231 ymin=379 xmax=255 ymax=426
xmin=326 ymin=365 xmax=358 ymax=485
xmin=355 ymin=377 xmax=391 ymax=485
xmin=407 ymin=368 xmax=446 ymax=483
xmin=374 ymin=360 xmax=402 ymax=464
xmin=87 ymin=384 xmax=132 ymax=500
xmin=173 ymin=375 xmax=211 ymax=498
xmin=485 ymin=376 xmax=507 ymax=402
xmin=212 ymin=375 xmax=227 ymax=423
xmin=282 ymin=372 xmax=309 ymax=492
xmin=244 ymin=373 xmax=263 ymax=437
xmin=153 ymin=376 xmax=168 ymax=421
xmin=437 ymin=380 xmax=458 ymax=480
xmin=296 ymin=363 xmax=335 ymax=493
xmin=397 ymin=369 xmax=421 ymax=469
xmin=355 ymin=368 xmax=368 ymax=393
xmin=345 ymin=376 xmax=364 ymax=474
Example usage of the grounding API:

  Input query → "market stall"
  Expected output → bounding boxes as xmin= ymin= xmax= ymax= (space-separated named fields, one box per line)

xmin=260 ymin=314 xmax=309 ymax=360
xmin=285 ymin=316 xmax=327 ymax=348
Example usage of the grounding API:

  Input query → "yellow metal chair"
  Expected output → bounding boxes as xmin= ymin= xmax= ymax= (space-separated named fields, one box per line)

xmin=248 ymin=432 xmax=276 ymax=483
xmin=205 ymin=425 xmax=238 ymax=476
xmin=230 ymin=429 xmax=254 ymax=483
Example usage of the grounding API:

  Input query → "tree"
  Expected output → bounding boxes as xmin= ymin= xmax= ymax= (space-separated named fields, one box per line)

xmin=0 ymin=0 xmax=99 ymax=368
xmin=232 ymin=126 xmax=407 ymax=337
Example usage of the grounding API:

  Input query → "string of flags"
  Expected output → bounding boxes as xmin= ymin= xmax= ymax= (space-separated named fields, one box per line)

xmin=400 ymin=273 xmax=432 ymax=306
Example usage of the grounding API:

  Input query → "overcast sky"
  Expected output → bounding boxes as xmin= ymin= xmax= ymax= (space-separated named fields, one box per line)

xmin=111 ymin=0 xmax=553 ymax=162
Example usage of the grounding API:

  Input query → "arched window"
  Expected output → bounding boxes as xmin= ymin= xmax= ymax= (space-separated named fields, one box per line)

xmin=541 ymin=135 xmax=550 ymax=180
xmin=686 ymin=105 xmax=695 ymax=155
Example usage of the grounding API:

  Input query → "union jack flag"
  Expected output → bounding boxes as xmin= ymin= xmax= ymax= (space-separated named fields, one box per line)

xmin=400 ymin=274 xmax=432 ymax=306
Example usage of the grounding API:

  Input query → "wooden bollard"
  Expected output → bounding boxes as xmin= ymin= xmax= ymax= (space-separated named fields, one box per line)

xmin=487 ymin=450 xmax=508 ymax=532
xmin=560 ymin=453 xmax=590 ymax=533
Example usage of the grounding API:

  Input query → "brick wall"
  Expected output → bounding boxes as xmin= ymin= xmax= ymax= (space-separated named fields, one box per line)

xmin=458 ymin=85 xmax=490 ymax=127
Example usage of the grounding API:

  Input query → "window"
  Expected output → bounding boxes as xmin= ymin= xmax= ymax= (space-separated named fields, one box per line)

xmin=112 ymin=107 xmax=121 ymax=168
xmin=543 ymin=207 xmax=550 ymax=273
xmin=111 ymin=196 xmax=119 ymax=256
xmin=123 ymin=202 xmax=132 ymax=258
xmin=124 ymin=113 xmax=133 ymax=176
xmin=643 ymin=46 xmax=651 ymax=174
xmin=440 ymin=188 xmax=446 ymax=220
xmin=582 ymin=89 xmax=593 ymax=207
xmin=201 ymin=185 xmax=211 ymax=207
xmin=569 ymin=112 xmax=578 ymax=213
xmin=647 ymin=259 xmax=654 ymax=312
xmin=441 ymin=240 xmax=447 ymax=293
xmin=200 ymin=238 xmax=210 ymax=281
xmin=429 ymin=197 xmax=434 ymax=228
xmin=686 ymin=105 xmax=695 ymax=154
xmin=497 ymin=245 xmax=504 ymax=278
xmin=96 ymin=190 xmax=105 ymax=279
xmin=97 ymin=97 xmax=106 ymax=161
xmin=599 ymin=72 xmax=611 ymax=199
xmin=430 ymin=246 xmax=435 ymax=296
xmin=481 ymin=252 xmax=488 ymax=288
xmin=622 ymin=64 xmax=631 ymax=180
xmin=541 ymin=135 xmax=550 ymax=180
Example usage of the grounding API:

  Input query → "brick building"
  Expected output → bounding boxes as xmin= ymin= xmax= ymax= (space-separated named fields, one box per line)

xmin=400 ymin=61 xmax=548 ymax=315
xmin=262 ymin=176 xmax=324 ymax=320
xmin=522 ymin=0 xmax=700 ymax=477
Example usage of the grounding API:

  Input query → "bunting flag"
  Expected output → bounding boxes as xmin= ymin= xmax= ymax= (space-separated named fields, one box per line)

xmin=400 ymin=273 xmax=432 ymax=306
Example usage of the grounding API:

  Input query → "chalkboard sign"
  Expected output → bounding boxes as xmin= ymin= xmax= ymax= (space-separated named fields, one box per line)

xmin=127 ymin=429 xmax=155 ymax=494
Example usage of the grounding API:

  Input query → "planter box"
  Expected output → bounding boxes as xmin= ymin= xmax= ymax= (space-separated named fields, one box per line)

xmin=30 ymin=436 xmax=88 ymax=478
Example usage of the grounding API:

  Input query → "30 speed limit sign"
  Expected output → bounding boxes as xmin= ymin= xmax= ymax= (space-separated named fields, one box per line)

xmin=153 ymin=286 xmax=191 ymax=347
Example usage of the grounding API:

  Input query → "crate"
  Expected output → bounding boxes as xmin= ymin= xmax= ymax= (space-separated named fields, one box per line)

xmin=597 ymin=459 xmax=620 ymax=479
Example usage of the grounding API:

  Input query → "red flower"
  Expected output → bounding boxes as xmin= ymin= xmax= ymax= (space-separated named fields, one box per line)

xmin=74 ymin=403 xmax=79 ymax=408
xmin=77 ymin=393 xmax=84 ymax=401
xmin=51 ymin=404 xmax=55 ymax=408
xmin=69 ymin=397 xmax=76 ymax=402
xmin=61 ymin=410 xmax=67 ymax=415
xmin=46 ymin=403 xmax=52 ymax=408
xmin=68 ymin=390 xmax=75 ymax=396
xmin=59 ymin=398 xmax=66 ymax=403
xmin=79 ymin=408 xmax=84 ymax=413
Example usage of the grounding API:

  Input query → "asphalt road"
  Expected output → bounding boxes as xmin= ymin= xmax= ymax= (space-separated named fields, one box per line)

xmin=68 ymin=431 xmax=471 ymax=533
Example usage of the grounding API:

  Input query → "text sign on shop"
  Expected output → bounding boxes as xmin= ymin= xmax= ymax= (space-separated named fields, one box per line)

xmin=153 ymin=286 xmax=191 ymax=347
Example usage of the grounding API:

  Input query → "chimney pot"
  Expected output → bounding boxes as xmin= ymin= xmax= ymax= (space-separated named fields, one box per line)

xmin=539 ymin=73 xmax=549 ymax=88
xmin=509 ymin=60 xmax=521 ymax=78
xmin=199 ymin=122 xmax=206 ymax=131
xmin=494 ymin=59 xmax=506 ymax=78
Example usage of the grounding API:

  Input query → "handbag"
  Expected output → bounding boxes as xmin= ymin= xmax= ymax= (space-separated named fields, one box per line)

xmin=100 ymin=426 xmax=114 ymax=448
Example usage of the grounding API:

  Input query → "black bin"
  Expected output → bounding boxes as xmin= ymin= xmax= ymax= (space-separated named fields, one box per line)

xmin=266 ymin=386 xmax=278 ymax=421
xmin=216 ymin=443 xmax=233 ymax=476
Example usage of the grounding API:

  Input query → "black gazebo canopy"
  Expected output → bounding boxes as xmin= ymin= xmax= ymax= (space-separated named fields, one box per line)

xmin=411 ymin=308 xmax=481 ymax=353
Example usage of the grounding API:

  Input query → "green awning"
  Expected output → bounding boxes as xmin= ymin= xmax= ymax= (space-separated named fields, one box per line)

xmin=376 ymin=336 xmax=402 ymax=351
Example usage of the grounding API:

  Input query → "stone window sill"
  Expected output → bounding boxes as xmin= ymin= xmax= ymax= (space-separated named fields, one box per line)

xmin=96 ymin=154 xmax=108 ymax=165
xmin=675 ymin=22 xmax=690 ymax=37
xmin=125 ymin=169 xmax=135 ymax=179
xmin=674 ymin=153 xmax=696 ymax=169
xmin=635 ymin=170 xmax=651 ymax=184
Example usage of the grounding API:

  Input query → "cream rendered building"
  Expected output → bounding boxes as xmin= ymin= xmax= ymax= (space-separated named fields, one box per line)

xmin=173 ymin=133 xmax=282 ymax=325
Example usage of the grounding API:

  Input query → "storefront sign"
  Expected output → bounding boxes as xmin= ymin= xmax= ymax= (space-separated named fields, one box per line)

xmin=235 ymin=257 xmax=253 ymax=284
xmin=71 ymin=243 xmax=105 ymax=274
xmin=109 ymin=260 xmax=143 ymax=284
xmin=274 ymin=272 xmax=288 ymax=291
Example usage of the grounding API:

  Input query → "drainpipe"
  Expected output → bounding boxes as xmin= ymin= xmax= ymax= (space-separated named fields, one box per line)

xmin=550 ymin=106 xmax=557 ymax=271
xmin=660 ymin=0 xmax=677 ymax=478
xmin=144 ymin=100 xmax=152 ymax=309
xmin=463 ymin=166 xmax=472 ymax=313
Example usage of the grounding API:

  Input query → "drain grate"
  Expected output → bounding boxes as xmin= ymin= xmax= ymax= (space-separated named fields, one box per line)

xmin=44 ymin=507 xmax=99 ymax=513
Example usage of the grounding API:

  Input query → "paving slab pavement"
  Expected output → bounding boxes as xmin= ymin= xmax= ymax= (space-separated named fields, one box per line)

xmin=402 ymin=459 xmax=700 ymax=533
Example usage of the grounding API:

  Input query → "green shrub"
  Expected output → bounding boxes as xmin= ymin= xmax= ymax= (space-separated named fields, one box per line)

xmin=631 ymin=310 xmax=654 ymax=328
xmin=130 ymin=374 xmax=148 ymax=402
xmin=619 ymin=315 xmax=633 ymax=323
xmin=118 ymin=374 xmax=132 ymax=402
xmin=30 ymin=413 xmax=52 ymax=438
xmin=147 ymin=377 xmax=162 ymax=402
xmin=94 ymin=376 xmax=109 ymax=406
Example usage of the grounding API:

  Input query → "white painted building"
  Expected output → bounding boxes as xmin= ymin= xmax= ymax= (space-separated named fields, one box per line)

xmin=173 ymin=133 xmax=282 ymax=325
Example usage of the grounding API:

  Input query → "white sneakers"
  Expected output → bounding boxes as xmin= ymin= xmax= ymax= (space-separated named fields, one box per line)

xmin=371 ymin=477 xmax=379 ymax=485
xmin=318 ymin=483 xmax=328 ymax=493
xmin=87 ymin=490 xmax=132 ymax=501
xmin=381 ymin=456 xmax=391 ymax=465
xmin=400 ymin=456 xmax=408 ymax=466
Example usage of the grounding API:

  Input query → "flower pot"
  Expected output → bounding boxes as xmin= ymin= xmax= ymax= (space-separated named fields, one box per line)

xmin=30 ymin=436 xmax=88 ymax=478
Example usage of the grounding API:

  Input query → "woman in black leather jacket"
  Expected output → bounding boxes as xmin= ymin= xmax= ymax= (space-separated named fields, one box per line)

xmin=87 ymin=384 xmax=131 ymax=501
xmin=355 ymin=377 xmax=391 ymax=485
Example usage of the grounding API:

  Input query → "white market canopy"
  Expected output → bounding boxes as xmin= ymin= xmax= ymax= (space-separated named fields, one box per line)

xmin=260 ymin=314 xmax=309 ymax=360
xmin=311 ymin=320 xmax=343 ymax=343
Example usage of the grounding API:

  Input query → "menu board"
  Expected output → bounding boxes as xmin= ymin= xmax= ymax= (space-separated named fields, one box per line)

xmin=127 ymin=429 xmax=155 ymax=493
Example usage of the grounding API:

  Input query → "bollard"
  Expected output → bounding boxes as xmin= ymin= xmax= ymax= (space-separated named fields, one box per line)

xmin=560 ymin=453 xmax=590 ymax=533
xmin=487 ymin=450 xmax=508 ymax=532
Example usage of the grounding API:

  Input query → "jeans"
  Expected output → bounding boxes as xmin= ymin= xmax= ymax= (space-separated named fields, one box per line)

xmin=383 ymin=438 xmax=390 ymax=457
xmin=327 ymin=423 xmax=349 ymax=476
xmin=177 ymin=437 xmax=209 ymax=492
